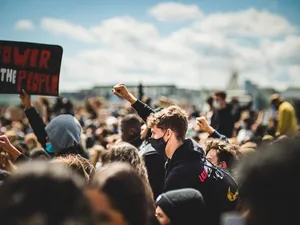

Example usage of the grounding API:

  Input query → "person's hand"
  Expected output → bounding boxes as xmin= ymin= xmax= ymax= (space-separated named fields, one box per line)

xmin=112 ymin=84 xmax=137 ymax=104
xmin=19 ymin=89 xmax=32 ymax=109
xmin=0 ymin=135 xmax=22 ymax=161
xmin=196 ymin=116 xmax=215 ymax=135
xmin=0 ymin=135 xmax=13 ymax=153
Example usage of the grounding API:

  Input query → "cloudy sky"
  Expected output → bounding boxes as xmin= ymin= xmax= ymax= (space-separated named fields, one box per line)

xmin=1 ymin=0 xmax=300 ymax=92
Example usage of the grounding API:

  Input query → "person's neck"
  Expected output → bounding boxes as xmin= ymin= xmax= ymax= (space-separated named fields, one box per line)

xmin=166 ymin=140 xmax=184 ymax=159
xmin=128 ymin=135 xmax=142 ymax=148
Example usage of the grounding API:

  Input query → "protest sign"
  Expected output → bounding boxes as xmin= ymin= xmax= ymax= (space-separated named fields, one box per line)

xmin=0 ymin=40 xmax=63 ymax=96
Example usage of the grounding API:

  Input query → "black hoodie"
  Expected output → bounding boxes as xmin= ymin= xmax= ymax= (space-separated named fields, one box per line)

xmin=164 ymin=138 xmax=238 ymax=225
xmin=132 ymin=100 xmax=239 ymax=225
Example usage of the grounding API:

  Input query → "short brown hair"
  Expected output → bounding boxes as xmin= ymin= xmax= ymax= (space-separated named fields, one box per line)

xmin=214 ymin=91 xmax=227 ymax=100
xmin=204 ymin=139 xmax=238 ymax=169
xmin=147 ymin=106 xmax=188 ymax=142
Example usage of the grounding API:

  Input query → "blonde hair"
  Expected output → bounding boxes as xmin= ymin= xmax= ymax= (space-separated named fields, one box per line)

xmin=103 ymin=142 xmax=149 ymax=183
xmin=52 ymin=154 xmax=95 ymax=183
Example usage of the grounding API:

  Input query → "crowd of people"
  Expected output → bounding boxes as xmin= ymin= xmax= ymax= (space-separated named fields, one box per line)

xmin=0 ymin=83 xmax=299 ymax=225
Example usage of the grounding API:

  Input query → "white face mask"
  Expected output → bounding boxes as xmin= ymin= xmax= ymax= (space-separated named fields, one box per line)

xmin=213 ymin=101 xmax=221 ymax=109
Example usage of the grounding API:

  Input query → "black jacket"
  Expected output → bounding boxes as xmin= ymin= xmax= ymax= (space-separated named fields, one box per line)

xmin=165 ymin=139 xmax=238 ymax=225
xmin=139 ymin=140 xmax=165 ymax=200
xmin=25 ymin=107 xmax=48 ymax=148
xmin=132 ymin=100 xmax=239 ymax=225
xmin=132 ymin=100 xmax=166 ymax=200
xmin=211 ymin=104 xmax=235 ymax=138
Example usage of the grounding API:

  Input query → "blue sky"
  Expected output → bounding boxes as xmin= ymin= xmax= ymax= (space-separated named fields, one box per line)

xmin=1 ymin=0 xmax=300 ymax=91
xmin=2 ymin=0 xmax=300 ymax=37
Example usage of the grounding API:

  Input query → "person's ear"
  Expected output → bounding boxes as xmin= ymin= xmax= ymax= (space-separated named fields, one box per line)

xmin=167 ymin=129 xmax=172 ymax=138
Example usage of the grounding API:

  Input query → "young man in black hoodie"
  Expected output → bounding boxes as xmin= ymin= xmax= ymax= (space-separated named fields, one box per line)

xmin=112 ymin=83 xmax=239 ymax=225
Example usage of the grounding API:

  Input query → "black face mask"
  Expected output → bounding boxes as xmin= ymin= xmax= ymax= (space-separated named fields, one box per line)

xmin=149 ymin=131 xmax=169 ymax=157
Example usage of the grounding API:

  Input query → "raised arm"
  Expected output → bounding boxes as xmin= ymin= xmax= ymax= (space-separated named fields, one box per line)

xmin=19 ymin=90 xmax=48 ymax=148
xmin=112 ymin=84 xmax=155 ymax=122
xmin=196 ymin=116 xmax=229 ymax=143
xmin=0 ymin=135 xmax=27 ymax=162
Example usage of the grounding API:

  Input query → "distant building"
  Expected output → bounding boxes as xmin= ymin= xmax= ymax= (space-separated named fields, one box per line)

xmin=174 ymin=88 xmax=203 ymax=107
xmin=84 ymin=84 xmax=204 ymax=107
xmin=226 ymin=72 xmax=252 ymax=106
xmin=282 ymin=87 xmax=300 ymax=101
xmin=87 ymin=84 xmax=178 ymax=102
xmin=245 ymin=80 xmax=277 ymax=109
xmin=226 ymin=71 xmax=240 ymax=90
xmin=226 ymin=90 xmax=252 ymax=104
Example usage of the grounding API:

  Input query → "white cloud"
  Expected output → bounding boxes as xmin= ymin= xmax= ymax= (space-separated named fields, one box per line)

xmin=169 ymin=27 xmax=228 ymax=52
xmin=260 ymin=35 xmax=300 ymax=63
xmin=193 ymin=8 xmax=295 ymax=37
xmin=39 ymin=4 xmax=299 ymax=92
xmin=149 ymin=2 xmax=203 ymax=22
xmin=41 ymin=18 xmax=95 ymax=43
xmin=90 ymin=16 xmax=160 ymax=46
xmin=288 ymin=65 xmax=300 ymax=82
xmin=14 ymin=19 xmax=35 ymax=30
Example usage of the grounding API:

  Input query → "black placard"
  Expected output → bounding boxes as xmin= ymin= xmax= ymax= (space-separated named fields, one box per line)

xmin=0 ymin=40 xmax=63 ymax=96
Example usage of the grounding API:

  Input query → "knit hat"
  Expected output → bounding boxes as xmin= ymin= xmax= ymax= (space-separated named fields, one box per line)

xmin=156 ymin=188 xmax=205 ymax=225
xmin=45 ymin=115 xmax=81 ymax=154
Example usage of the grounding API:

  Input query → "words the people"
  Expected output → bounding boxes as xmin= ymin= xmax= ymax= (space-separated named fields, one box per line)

xmin=0 ymin=41 xmax=63 ymax=96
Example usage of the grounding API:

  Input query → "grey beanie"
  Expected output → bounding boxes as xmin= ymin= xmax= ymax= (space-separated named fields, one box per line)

xmin=45 ymin=115 xmax=81 ymax=153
